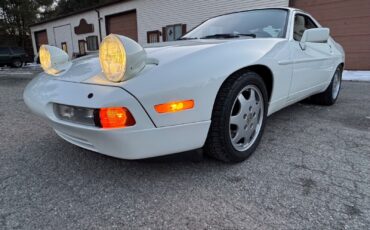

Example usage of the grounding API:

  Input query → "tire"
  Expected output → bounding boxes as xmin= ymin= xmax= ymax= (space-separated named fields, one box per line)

xmin=204 ymin=71 xmax=268 ymax=163
xmin=11 ymin=58 xmax=23 ymax=68
xmin=311 ymin=66 xmax=343 ymax=106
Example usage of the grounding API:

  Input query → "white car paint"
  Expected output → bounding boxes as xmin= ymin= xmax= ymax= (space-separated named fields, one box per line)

xmin=23 ymin=8 xmax=345 ymax=159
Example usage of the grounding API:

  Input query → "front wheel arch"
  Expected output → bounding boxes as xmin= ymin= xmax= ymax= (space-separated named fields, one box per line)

xmin=218 ymin=65 xmax=274 ymax=104
xmin=208 ymin=65 xmax=273 ymax=123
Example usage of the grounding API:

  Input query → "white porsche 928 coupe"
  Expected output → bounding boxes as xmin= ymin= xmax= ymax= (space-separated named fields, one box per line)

xmin=24 ymin=8 xmax=345 ymax=162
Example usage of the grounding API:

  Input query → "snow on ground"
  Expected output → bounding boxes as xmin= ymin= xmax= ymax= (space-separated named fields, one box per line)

xmin=0 ymin=63 xmax=41 ymax=75
xmin=343 ymin=70 xmax=370 ymax=82
xmin=25 ymin=63 xmax=40 ymax=68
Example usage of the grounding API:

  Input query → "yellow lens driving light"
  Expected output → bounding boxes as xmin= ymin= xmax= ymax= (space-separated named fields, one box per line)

xmin=99 ymin=35 xmax=127 ymax=82
xmin=40 ymin=46 xmax=52 ymax=71
xmin=39 ymin=45 xmax=71 ymax=75
xmin=99 ymin=34 xmax=147 ymax=82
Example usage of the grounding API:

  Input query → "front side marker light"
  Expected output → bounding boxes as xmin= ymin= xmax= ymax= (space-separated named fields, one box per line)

xmin=99 ymin=107 xmax=136 ymax=129
xmin=154 ymin=100 xmax=194 ymax=114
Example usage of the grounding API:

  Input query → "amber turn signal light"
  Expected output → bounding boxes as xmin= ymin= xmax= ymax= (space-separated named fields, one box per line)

xmin=154 ymin=100 xmax=194 ymax=114
xmin=99 ymin=107 xmax=136 ymax=129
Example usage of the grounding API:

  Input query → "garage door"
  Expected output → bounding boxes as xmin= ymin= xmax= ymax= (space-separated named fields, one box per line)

xmin=34 ymin=30 xmax=48 ymax=52
xmin=290 ymin=0 xmax=370 ymax=70
xmin=106 ymin=10 xmax=138 ymax=41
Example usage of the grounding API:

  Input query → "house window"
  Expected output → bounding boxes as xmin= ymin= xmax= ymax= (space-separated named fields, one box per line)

xmin=61 ymin=42 xmax=68 ymax=53
xmin=147 ymin=30 xmax=161 ymax=43
xmin=162 ymin=24 xmax=187 ymax=42
xmin=78 ymin=40 xmax=86 ymax=56
xmin=86 ymin=36 xmax=99 ymax=51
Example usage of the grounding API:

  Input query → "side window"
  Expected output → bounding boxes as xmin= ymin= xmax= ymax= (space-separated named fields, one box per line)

xmin=86 ymin=36 xmax=99 ymax=51
xmin=11 ymin=47 xmax=25 ymax=54
xmin=61 ymin=42 xmax=68 ymax=53
xmin=147 ymin=30 xmax=161 ymax=43
xmin=293 ymin=14 xmax=318 ymax=41
xmin=162 ymin=24 xmax=187 ymax=42
xmin=0 ymin=47 xmax=10 ymax=55
xmin=78 ymin=40 xmax=86 ymax=56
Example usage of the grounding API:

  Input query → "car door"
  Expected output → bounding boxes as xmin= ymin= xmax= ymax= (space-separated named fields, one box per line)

xmin=0 ymin=47 xmax=11 ymax=65
xmin=289 ymin=13 xmax=334 ymax=100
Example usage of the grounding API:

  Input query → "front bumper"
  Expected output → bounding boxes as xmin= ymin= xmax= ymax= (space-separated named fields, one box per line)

xmin=23 ymin=75 xmax=210 ymax=159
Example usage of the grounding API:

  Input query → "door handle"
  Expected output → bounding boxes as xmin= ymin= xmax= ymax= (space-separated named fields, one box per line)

xmin=328 ymin=44 xmax=333 ymax=54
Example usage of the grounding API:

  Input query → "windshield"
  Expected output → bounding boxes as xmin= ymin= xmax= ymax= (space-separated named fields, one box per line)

xmin=182 ymin=9 xmax=288 ymax=39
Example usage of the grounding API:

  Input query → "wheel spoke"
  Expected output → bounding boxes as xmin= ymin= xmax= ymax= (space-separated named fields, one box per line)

xmin=250 ymin=98 xmax=261 ymax=119
xmin=232 ymin=130 xmax=243 ymax=143
xmin=251 ymin=101 xmax=259 ymax=114
xmin=248 ymin=89 xmax=256 ymax=104
xmin=230 ymin=113 xmax=244 ymax=128
xmin=230 ymin=115 xmax=239 ymax=125
xmin=238 ymin=94 xmax=248 ymax=107
xmin=252 ymin=108 xmax=261 ymax=124
xmin=245 ymin=124 xmax=255 ymax=143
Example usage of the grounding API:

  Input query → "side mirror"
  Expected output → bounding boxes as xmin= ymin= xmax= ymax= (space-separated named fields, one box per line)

xmin=300 ymin=28 xmax=330 ymax=50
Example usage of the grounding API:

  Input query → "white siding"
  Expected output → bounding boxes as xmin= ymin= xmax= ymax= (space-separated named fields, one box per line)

xmin=100 ymin=0 xmax=289 ymax=44
xmin=30 ymin=11 xmax=100 ymax=57
xmin=30 ymin=0 xmax=289 ymax=56
xmin=53 ymin=24 xmax=74 ymax=58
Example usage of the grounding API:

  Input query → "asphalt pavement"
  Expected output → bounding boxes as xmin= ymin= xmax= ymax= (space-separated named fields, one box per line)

xmin=1 ymin=72 xmax=370 ymax=229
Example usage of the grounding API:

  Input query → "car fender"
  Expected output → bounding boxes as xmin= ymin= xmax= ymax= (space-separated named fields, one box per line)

xmin=123 ymin=39 xmax=288 ymax=127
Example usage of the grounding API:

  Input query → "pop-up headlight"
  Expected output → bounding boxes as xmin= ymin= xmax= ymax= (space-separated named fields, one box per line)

xmin=99 ymin=34 xmax=146 ymax=82
xmin=39 ymin=45 xmax=71 ymax=75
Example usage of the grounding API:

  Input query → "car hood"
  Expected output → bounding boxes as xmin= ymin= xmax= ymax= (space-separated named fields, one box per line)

xmin=144 ymin=39 xmax=228 ymax=64
xmin=52 ymin=38 xmax=278 ymax=84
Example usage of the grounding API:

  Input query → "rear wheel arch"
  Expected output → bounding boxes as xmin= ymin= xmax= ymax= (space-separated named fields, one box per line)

xmin=311 ymin=64 xmax=343 ymax=106
xmin=338 ymin=62 xmax=344 ymax=71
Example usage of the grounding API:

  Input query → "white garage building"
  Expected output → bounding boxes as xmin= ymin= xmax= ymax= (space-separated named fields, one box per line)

xmin=30 ymin=0 xmax=288 ymax=59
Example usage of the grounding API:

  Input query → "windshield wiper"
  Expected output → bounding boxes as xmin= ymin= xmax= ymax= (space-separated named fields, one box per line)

xmin=200 ymin=33 xmax=256 ymax=39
